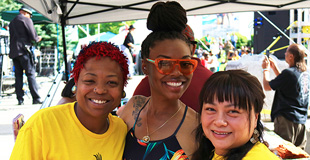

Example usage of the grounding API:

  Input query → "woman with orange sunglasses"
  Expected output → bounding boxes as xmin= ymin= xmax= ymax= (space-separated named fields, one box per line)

xmin=118 ymin=1 xmax=199 ymax=160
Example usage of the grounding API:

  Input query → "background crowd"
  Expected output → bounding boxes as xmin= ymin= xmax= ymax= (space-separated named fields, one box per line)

xmin=195 ymin=33 xmax=254 ymax=73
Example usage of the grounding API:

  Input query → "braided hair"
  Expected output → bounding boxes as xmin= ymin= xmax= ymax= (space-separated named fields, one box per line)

xmin=141 ymin=1 xmax=191 ymax=59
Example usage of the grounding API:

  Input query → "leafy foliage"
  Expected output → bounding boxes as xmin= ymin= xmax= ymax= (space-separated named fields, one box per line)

xmin=235 ymin=32 xmax=248 ymax=48
xmin=78 ymin=21 xmax=135 ymax=38
xmin=0 ymin=0 xmax=22 ymax=26
xmin=0 ymin=0 xmax=21 ymax=13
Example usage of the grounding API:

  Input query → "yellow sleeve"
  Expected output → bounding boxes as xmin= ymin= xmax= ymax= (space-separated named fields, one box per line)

xmin=243 ymin=142 xmax=280 ymax=160
xmin=10 ymin=113 xmax=43 ymax=160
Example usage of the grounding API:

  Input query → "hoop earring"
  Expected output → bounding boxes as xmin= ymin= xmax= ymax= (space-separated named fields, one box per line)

xmin=71 ymin=86 xmax=77 ymax=94
xmin=250 ymin=128 xmax=260 ymax=144
xmin=122 ymin=91 xmax=126 ymax=98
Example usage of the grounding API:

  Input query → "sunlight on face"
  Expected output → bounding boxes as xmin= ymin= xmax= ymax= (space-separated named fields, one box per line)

xmin=75 ymin=57 xmax=123 ymax=119
xmin=201 ymin=99 xmax=258 ymax=156
xmin=145 ymin=39 xmax=192 ymax=100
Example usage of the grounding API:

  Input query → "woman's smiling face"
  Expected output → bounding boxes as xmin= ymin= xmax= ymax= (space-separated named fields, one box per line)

xmin=144 ymin=39 xmax=192 ymax=100
xmin=201 ymin=99 xmax=258 ymax=156
xmin=75 ymin=56 xmax=124 ymax=118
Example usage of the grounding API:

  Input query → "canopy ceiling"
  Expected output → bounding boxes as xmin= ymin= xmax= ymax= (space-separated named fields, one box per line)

xmin=20 ymin=0 xmax=310 ymax=25
xmin=18 ymin=0 xmax=310 ymax=82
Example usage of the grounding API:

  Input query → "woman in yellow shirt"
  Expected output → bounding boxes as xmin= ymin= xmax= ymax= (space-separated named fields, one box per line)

xmin=10 ymin=42 xmax=129 ymax=160
xmin=192 ymin=70 xmax=280 ymax=160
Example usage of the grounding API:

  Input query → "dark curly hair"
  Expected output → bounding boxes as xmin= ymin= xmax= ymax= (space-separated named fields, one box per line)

xmin=71 ymin=41 xmax=129 ymax=86
xmin=192 ymin=70 xmax=266 ymax=160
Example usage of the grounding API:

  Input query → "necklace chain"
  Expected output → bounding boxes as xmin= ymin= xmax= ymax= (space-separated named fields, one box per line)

xmin=142 ymin=104 xmax=182 ymax=143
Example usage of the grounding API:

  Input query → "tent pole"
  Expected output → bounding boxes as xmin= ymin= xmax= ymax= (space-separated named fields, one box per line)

xmin=61 ymin=19 xmax=69 ymax=82
xmin=57 ymin=24 xmax=60 ymax=71
xmin=61 ymin=0 xmax=69 ymax=82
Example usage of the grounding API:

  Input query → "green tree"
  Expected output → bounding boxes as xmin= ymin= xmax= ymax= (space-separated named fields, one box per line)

xmin=35 ymin=24 xmax=57 ymax=48
xmin=235 ymin=32 xmax=248 ymax=48
xmin=35 ymin=24 xmax=77 ymax=51
xmin=0 ymin=0 xmax=21 ymax=13
xmin=0 ymin=0 xmax=22 ymax=26
xmin=78 ymin=21 xmax=135 ymax=38
xmin=34 ymin=24 xmax=78 ymax=68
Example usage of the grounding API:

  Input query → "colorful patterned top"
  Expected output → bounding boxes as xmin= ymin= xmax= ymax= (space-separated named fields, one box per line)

xmin=123 ymin=100 xmax=189 ymax=160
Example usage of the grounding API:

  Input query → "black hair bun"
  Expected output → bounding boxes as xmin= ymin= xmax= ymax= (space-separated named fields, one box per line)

xmin=147 ymin=1 xmax=187 ymax=32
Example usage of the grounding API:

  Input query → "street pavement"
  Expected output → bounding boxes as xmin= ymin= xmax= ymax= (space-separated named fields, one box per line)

xmin=0 ymin=75 xmax=145 ymax=160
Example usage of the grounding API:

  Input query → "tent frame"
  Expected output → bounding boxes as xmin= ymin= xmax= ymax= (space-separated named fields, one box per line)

xmin=19 ymin=0 xmax=310 ymax=81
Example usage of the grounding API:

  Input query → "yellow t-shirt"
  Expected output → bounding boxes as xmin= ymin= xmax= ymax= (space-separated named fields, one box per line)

xmin=212 ymin=142 xmax=280 ymax=160
xmin=10 ymin=102 xmax=127 ymax=160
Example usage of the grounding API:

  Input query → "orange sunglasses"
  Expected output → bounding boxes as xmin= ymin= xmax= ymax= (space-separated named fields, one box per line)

xmin=146 ymin=58 xmax=198 ymax=75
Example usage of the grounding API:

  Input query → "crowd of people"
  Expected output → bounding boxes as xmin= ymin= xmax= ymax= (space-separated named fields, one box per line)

xmin=195 ymin=33 xmax=254 ymax=73
xmin=8 ymin=1 xmax=309 ymax=160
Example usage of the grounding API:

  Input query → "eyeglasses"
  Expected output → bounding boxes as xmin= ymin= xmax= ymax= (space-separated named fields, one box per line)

xmin=146 ymin=58 xmax=198 ymax=75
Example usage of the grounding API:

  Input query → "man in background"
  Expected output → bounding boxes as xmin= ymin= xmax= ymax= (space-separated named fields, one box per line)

xmin=123 ymin=25 xmax=136 ymax=55
xmin=262 ymin=44 xmax=309 ymax=149
xmin=121 ymin=25 xmax=136 ymax=78
xmin=9 ymin=6 xmax=42 ymax=105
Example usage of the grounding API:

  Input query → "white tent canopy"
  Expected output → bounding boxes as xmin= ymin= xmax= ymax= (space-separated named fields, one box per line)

xmin=20 ymin=0 xmax=310 ymax=25
xmin=19 ymin=0 xmax=310 ymax=81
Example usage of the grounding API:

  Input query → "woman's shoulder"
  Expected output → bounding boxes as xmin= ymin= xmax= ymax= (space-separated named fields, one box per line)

xmin=179 ymin=106 xmax=199 ymax=136
xmin=109 ymin=114 xmax=127 ymax=133
xmin=243 ymin=142 xmax=280 ymax=160
xmin=118 ymin=95 xmax=149 ymax=127
xmin=21 ymin=103 xmax=74 ymax=130
xmin=31 ymin=103 xmax=73 ymax=119
xmin=184 ymin=106 xmax=199 ymax=123
xmin=119 ymin=95 xmax=149 ymax=115
xmin=176 ymin=105 xmax=199 ymax=158
xmin=131 ymin=95 xmax=149 ymax=105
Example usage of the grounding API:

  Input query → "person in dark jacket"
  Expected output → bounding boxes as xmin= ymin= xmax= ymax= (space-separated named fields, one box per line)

xmin=121 ymin=25 xmax=136 ymax=78
xmin=123 ymin=25 xmax=136 ymax=54
xmin=9 ymin=6 xmax=42 ymax=105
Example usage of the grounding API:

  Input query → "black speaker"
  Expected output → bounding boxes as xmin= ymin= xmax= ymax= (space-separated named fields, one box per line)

xmin=254 ymin=10 xmax=290 ymax=59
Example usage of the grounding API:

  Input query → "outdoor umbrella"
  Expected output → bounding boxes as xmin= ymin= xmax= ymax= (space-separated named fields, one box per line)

xmin=0 ymin=10 xmax=53 ymax=24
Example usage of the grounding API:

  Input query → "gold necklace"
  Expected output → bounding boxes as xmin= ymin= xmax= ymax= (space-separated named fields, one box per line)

xmin=142 ymin=105 xmax=182 ymax=143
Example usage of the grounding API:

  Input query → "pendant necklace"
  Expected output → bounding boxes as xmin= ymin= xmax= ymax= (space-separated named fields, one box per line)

xmin=142 ymin=104 xmax=182 ymax=143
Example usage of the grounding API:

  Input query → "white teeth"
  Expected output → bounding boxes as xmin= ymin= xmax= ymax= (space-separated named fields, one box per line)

xmin=213 ymin=131 xmax=230 ymax=135
xmin=166 ymin=82 xmax=182 ymax=87
xmin=92 ymin=99 xmax=107 ymax=104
